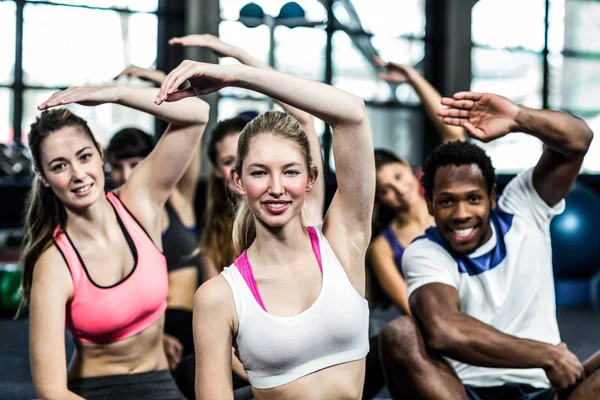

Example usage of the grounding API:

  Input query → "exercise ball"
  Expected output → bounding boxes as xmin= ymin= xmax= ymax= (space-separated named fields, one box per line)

xmin=551 ymin=184 xmax=600 ymax=280
xmin=239 ymin=3 xmax=264 ymax=28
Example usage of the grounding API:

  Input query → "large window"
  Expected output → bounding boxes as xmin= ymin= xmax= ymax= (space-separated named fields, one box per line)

xmin=2 ymin=1 xmax=161 ymax=146
xmin=472 ymin=0 xmax=600 ymax=173
xmin=218 ymin=0 xmax=427 ymax=169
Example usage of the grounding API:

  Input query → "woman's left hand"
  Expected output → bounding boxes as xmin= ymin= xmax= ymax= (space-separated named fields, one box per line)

xmin=38 ymin=86 xmax=120 ymax=110
xmin=155 ymin=61 xmax=238 ymax=104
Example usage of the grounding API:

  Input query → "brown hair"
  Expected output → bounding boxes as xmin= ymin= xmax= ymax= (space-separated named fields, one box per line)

xmin=200 ymin=174 xmax=238 ymax=269
xmin=200 ymin=117 xmax=249 ymax=270
xmin=16 ymin=109 xmax=99 ymax=318
xmin=232 ymin=111 xmax=312 ymax=253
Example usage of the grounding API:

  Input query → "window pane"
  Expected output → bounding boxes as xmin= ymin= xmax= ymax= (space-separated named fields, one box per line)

xmin=23 ymin=4 xmax=157 ymax=87
xmin=217 ymin=98 xmax=270 ymax=121
xmin=549 ymin=55 xmax=600 ymax=111
xmin=332 ymin=31 xmax=392 ymax=102
xmin=472 ymin=49 xmax=543 ymax=108
xmin=274 ymin=27 xmax=325 ymax=81
xmin=580 ymin=115 xmax=600 ymax=172
xmin=471 ymin=48 xmax=544 ymax=173
xmin=472 ymin=0 xmax=546 ymax=51
xmin=371 ymin=36 xmax=424 ymax=104
xmin=0 ymin=2 xmax=16 ymax=85
xmin=548 ymin=55 xmax=600 ymax=173
xmin=28 ymin=0 xmax=158 ymax=12
xmin=22 ymin=89 xmax=154 ymax=147
xmin=0 ymin=89 xmax=13 ymax=144
xmin=550 ymin=0 xmax=600 ymax=54
xmin=218 ymin=21 xmax=270 ymax=99
xmin=349 ymin=0 xmax=425 ymax=37
xmin=330 ymin=106 xmax=423 ymax=171
xmin=220 ymin=0 xmax=326 ymax=22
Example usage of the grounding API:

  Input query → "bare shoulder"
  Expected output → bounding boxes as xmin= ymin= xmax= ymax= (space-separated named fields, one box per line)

xmin=369 ymin=234 xmax=392 ymax=256
xmin=31 ymin=245 xmax=73 ymax=299
xmin=194 ymin=275 xmax=235 ymax=315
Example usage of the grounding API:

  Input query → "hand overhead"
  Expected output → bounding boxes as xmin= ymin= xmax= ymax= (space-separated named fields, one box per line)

xmin=38 ymin=86 xmax=120 ymax=110
xmin=437 ymin=91 xmax=521 ymax=142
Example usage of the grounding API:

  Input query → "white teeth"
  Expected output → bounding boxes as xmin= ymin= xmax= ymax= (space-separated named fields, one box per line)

xmin=266 ymin=203 xmax=286 ymax=208
xmin=454 ymin=227 xmax=474 ymax=237
xmin=74 ymin=184 xmax=91 ymax=193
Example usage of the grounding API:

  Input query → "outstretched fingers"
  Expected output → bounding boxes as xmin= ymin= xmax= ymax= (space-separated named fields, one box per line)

xmin=156 ymin=62 xmax=194 ymax=104
xmin=165 ymin=87 xmax=198 ymax=102
xmin=437 ymin=108 xmax=470 ymax=118
xmin=452 ymin=91 xmax=482 ymax=102
xmin=38 ymin=88 xmax=79 ymax=110
xmin=440 ymin=97 xmax=476 ymax=110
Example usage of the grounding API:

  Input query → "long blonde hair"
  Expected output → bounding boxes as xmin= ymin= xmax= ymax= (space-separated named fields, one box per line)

xmin=16 ymin=109 xmax=99 ymax=318
xmin=232 ymin=111 xmax=313 ymax=253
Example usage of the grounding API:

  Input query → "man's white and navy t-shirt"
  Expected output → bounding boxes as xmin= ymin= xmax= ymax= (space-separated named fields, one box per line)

xmin=402 ymin=168 xmax=565 ymax=389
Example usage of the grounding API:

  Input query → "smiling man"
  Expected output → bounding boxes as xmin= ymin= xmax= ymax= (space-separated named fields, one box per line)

xmin=379 ymin=92 xmax=600 ymax=400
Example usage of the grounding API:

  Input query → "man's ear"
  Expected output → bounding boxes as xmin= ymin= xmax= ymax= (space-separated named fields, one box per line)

xmin=425 ymin=192 xmax=434 ymax=216
xmin=34 ymin=167 xmax=50 ymax=188
xmin=490 ymin=183 xmax=497 ymax=209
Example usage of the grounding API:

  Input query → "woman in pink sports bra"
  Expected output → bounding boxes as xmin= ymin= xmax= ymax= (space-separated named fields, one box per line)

xmin=16 ymin=85 xmax=208 ymax=399
xmin=156 ymin=62 xmax=375 ymax=399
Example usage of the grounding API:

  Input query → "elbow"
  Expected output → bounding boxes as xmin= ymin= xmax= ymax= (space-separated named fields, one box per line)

xmin=423 ymin=320 xmax=463 ymax=353
xmin=351 ymin=97 xmax=368 ymax=125
xmin=563 ymin=115 xmax=594 ymax=157
xmin=196 ymin=102 xmax=211 ymax=126
xmin=575 ymin=123 xmax=593 ymax=155
xmin=336 ymin=96 xmax=367 ymax=126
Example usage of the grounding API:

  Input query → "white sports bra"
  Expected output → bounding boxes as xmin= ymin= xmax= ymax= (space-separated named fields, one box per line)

xmin=221 ymin=225 xmax=370 ymax=389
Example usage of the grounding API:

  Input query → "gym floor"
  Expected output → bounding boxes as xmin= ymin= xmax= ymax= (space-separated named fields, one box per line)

xmin=1 ymin=307 xmax=598 ymax=400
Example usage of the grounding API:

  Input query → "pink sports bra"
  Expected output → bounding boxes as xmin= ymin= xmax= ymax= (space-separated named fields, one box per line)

xmin=53 ymin=192 xmax=168 ymax=344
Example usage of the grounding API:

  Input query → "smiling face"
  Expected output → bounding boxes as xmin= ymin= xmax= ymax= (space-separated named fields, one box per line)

xmin=375 ymin=161 xmax=421 ymax=211
xmin=428 ymin=163 xmax=496 ymax=254
xmin=233 ymin=133 xmax=316 ymax=229
xmin=214 ymin=132 xmax=242 ymax=193
xmin=37 ymin=126 xmax=105 ymax=210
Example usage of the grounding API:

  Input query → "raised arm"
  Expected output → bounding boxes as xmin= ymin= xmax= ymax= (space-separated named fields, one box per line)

xmin=193 ymin=277 xmax=238 ymax=400
xmin=156 ymin=62 xmax=373 ymax=248
xmin=114 ymin=65 xmax=166 ymax=87
xmin=115 ymin=65 xmax=202 ymax=205
xmin=411 ymin=283 xmax=584 ymax=392
xmin=170 ymin=34 xmax=324 ymax=222
xmin=438 ymin=92 xmax=593 ymax=207
xmin=374 ymin=56 xmax=465 ymax=143
xmin=38 ymin=86 xmax=209 ymax=236
xmin=29 ymin=248 xmax=84 ymax=400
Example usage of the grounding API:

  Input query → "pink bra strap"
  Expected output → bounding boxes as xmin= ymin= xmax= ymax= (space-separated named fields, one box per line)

xmin=306 ymin=226 xmax=323 ymax=273
xmin=235 ymin=251 xmax=269 ymax=312
xmin=234 ymin=226 xmax=323 ymax=313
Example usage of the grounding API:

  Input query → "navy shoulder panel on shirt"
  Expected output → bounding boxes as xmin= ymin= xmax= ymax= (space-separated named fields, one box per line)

xmin=411 ymin=207 xmax=514 ymax=276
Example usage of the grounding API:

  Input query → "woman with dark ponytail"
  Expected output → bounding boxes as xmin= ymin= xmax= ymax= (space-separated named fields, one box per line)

xmin=19 ymin=84 xmax=209 ymax=400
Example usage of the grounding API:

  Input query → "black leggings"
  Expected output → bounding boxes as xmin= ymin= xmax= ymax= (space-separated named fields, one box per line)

xmin=68 ymin=370 xmax=184 ymax=400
